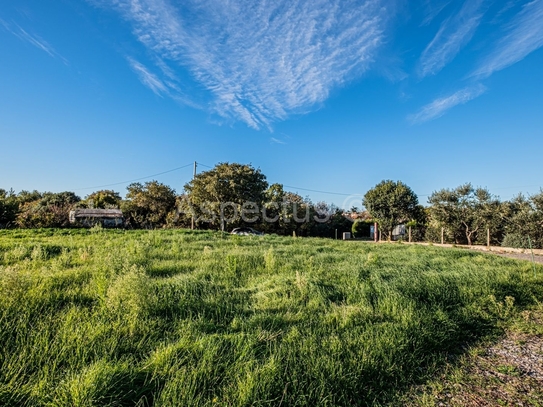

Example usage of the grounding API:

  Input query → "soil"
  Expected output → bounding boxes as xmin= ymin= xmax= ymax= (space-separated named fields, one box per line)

xmin=405 ymin=310 xmax=543 ymax=407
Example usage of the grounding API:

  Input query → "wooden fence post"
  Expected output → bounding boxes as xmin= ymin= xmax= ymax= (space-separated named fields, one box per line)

xmin=441 ymin=227 xmax=444 ymax=245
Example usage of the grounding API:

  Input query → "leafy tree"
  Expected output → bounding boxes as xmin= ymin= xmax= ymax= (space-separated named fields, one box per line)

xmin=81 ymin=190 xmax=122 ymax=209
xmin=363 ymin=180 xmax=419 ymax=241
xmin=122 ymin=181 xmax=177 ymax=229
xmin=257 ymin=185 xmax=336 ymax=236
xmin=17 ymin=190 xmax=43 ymax=204
xmin=259 ymin=183 xmax=288 ymax=234
xmin=502 ymin=191 xmax=543 ymax=249
xmin=277 ymin=191 xmax=313 ymax=236
xmin=0 ymin=188 xmax=19 ymax=228
xmin=16 ymin=191 xmax=81 ymax=228
xmin=320 ymin=205 xmax=353 ymax=238
xmin=184 ymin=163 xmax=268 ymax=231
xmin=427 ymin=184 xmax=504 ymax=245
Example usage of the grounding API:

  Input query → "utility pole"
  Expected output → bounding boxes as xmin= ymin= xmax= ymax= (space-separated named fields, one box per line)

xmin=191 ymin=161 xmax=197 ymax=230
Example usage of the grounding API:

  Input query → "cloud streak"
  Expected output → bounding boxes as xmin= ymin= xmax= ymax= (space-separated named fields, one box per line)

xmin=472 ymin=0 xmax=543 ymax=78
xmin=418 ymin=0 xmax=485 ymax=77
xmin=420 ymin=0 xmax=451 ymax=26
xmin=409 ymin=83 xmax=486 ymax=124
xmin=270 ymin=137 xmax=286 ymax=145
xmin=127 ymin=58 xmax=168 ymax=96
xmin=94 ymin=0 xmax=390 ymax=129
xmin=0 ymin=18 xmax=67 ymax=63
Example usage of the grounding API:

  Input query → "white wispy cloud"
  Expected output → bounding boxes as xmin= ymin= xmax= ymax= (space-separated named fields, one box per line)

xmin=472 ymin=0 xmax=543 ymax=78
xmin=270 ymin=137 xmax=286 ymax=145
xmin=418 ymin=0 xmax=485 ymax=77
xmin=93 ymin=0 xmax=390 ymax=129
xmin=0 ymin=18 xmax=68 ymax=63
xmin=420 ymin=0 xmax=451 ymax=26
xmin=127 ymin=57 xmax=168 ymax=96
xmin=409 ymin=83 xmax=486 ymax=124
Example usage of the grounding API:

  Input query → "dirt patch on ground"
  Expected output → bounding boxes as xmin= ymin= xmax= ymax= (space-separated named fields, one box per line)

xmin=405 ymin=310 xmax=543 ymax=407
xmin=444 ymin=333 xmax=543 ymax=406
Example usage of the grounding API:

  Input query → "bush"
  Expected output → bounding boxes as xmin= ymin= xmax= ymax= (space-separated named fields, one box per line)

xmin=352 ymin=220 xmax=372 ymax=238
xmin=502 ymin=233 xmax=530 ymax=249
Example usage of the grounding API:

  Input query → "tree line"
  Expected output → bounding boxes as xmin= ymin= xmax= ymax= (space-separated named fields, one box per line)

xmin=360 ymin=180 xmax=543 ymax=249
xmin=0 ymin=163 xmax=352 ymax=238
xmin=1 ymin=163 xmax=542 ymax=248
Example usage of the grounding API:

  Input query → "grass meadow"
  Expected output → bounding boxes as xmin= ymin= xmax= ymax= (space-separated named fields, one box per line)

xmin=0 ymin=229 xmax=542 ymax=406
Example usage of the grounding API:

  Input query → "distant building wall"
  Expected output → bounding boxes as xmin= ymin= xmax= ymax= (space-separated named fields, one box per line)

xmin=392 ymin=224 xmax=406 ymax=240
xmin=69 ymin=209 xmax=124 ymax=228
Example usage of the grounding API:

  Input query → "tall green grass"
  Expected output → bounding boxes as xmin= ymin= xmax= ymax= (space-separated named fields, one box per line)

xmin=1 ymin=229 xmax=542 ymax=406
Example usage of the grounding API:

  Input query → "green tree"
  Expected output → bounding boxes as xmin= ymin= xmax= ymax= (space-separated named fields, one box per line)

xmin=16 ymin=191 xmax=80 ymax=228
xmin=17 ymin=190 xmax=43 ymax=205
xmin=183 ymin=163 xmax=268 ymax=231
xmin=81 ymin=190 xmax=122 ymax=209
xmin=502 ymin=191 xmax=543 ymax=249
xmin=259 ymin=183 xmax=287 ymax=234
xmin=122 ymin=181 xmax=177 ymax=229
xmin=363 ymin=180 xmax=419 ymax=241
xmin=427 ymin=184 xmax=504 ymax=245
xmin=0 ymin=189 xmax=19 ymax=228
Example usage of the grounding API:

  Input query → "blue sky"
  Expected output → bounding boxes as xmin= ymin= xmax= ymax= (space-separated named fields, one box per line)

xmin=1 ymin=0 xmax=542 ymax=208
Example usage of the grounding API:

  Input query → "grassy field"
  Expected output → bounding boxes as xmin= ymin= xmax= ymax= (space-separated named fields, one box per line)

xmin=1 ymin=229 xmax=542 ymax=406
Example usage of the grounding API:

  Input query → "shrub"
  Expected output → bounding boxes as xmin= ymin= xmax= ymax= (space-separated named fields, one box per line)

xmin=352 ymin=220 xmax=372 ymax=238
xmin=502 ymin=233 xmax=530 ymax=249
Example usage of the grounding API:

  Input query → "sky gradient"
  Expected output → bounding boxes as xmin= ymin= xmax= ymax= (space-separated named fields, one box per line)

xmin=1 ymin=0 xmax=542 ymax=208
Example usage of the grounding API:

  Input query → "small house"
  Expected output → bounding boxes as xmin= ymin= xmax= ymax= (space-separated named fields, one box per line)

xmin=69 ymin=209 xmax=124 ymax=228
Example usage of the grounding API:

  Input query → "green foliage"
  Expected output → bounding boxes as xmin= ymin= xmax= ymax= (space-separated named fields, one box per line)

xmin=16 ymin=190 xmax=42 ymax=205
xmin=259 ymin=188 xmax=352 ymax=238
xmin=352 ymin=219 xmax=372 ymax=238
xmin=258 ymin=185 xmax=310 ymax=235
xmin=427 ymin=184 xmax=505 ymax=245
xmin=0 ymin=189 xmax=18 ymax=228
xmin=1 ymin=229 xmax=542 ymax=406
xmin=501 ymin=233 xmax=530 ymax=249
xmin=15 ymin=191 xmax=81 ymax=228
xmin=80 ymin=190 xmax=122 ymax=209
xmin=122 ymin=181 xmax=177 ymax=229
xmin=184 ymin=162 xmax=269 ymax=231
xmin=363 ymin=180 xmax=419 ymax=240
xmin=502 ymin=192 xmax=543 ymax=249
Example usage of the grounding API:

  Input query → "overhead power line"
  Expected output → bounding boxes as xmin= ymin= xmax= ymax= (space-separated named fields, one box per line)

xmin=75 ymin=163 xmax=194 ymax=191
xmin=73 ymin=161 xmax=542 ymax=199
xmin=283 ymin=185 xmax=353 ymax=196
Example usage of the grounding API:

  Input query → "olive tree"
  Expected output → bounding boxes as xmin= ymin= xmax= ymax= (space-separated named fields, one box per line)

xmin=502 ymin=191 xmax=543 ymax=249
xmin=427 ymin=184 xmax=504 ymax=245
